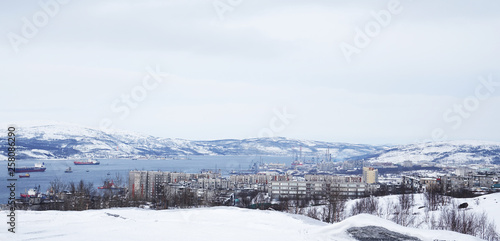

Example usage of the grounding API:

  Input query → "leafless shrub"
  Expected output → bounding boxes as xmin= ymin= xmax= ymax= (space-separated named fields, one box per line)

xmin=349 ymin=195 xmax=379 ymax=216
xmin=392 ymin=193 xmax=415 ymax=227
xmin=322 ymin=191 xmax=347 ymax=223
xmin=306 ymin=207 xmax=320 ymax=220
xmin=436 ymin=207 xmax=499 ymax=240
xmin=424 ymin=183 xmax=444 ymax=211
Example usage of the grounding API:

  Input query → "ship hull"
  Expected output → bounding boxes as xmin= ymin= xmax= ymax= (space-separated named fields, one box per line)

xmin=15 ymin=168 xmax=46 ymax=173
xmin=74 ymin=162 xmax=100 ymax=165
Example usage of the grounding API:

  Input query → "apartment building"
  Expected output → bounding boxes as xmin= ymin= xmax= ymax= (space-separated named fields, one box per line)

xmin=269 ymin=180 xmax=367 ymax=199
xmin=363 ymin=167 xmax=379 ymax=184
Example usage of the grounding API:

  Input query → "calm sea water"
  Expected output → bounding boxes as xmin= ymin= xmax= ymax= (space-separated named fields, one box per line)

xmin=1 ymin=156 xmax=293 ymax=204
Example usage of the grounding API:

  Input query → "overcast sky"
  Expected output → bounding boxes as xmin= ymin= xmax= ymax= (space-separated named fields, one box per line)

xmin=1 ymin=0 xmax=499 ymax=144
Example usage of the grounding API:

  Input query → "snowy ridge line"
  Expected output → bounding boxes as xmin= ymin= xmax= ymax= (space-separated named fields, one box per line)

xmin=0 ymin=122 xmax=499 ymax=165
xmin=367 ymin=140 xmax=500 ymax=165
xmin=0 ymin=123 xmax=386 ymax=160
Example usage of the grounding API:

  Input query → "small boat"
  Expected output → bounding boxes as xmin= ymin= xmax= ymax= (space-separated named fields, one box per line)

xmin=19 ymin=173 xmax=30 ymax=178
xmin=64 ymin=167 xmax=72 ymax=173
xmin=107 ymin=172 xmax=111 ymax=175
xmin=74 ymin=158 xmax=100 ymax=165
xmin=86 ymin=170 xmax=89 ymax=172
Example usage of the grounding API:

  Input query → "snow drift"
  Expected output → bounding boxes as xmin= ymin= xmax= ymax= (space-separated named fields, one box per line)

xmin=1 ymin=207 xmax=481 ymax=241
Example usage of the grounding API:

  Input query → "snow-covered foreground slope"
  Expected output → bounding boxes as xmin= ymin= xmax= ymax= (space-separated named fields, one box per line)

xmin=351 ymin=191 xmax=500 ymax=226
xmin=1 ymin=207 xmax=481 ymax=241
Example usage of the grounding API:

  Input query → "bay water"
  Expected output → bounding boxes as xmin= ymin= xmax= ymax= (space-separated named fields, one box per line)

xmin=1 ymin=156 xmax=292 ymax=204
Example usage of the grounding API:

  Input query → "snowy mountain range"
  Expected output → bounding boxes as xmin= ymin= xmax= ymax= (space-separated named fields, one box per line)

xmin=0 ymin=122 xmax=385 ymax=161
xmin=1 ymin=122 xmax=500 ymax=165
xmin=367 ymin=141 xmax=500 ymax=165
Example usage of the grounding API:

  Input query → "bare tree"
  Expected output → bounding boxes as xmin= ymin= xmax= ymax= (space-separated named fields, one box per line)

xmin=392 ymin=193 xmax=415 ymax=227
xmin=424 ymin=183 xmax=444 ymax=211
xmin=323 ymin=190 xmax=346 ymax=223
xmin=349 ymin=195 xmax=379 ymax=216
xmin=113 ymin=172 xmax=124 ymax=188
xmin=306 ymin=207 xmax=320 ymax=221
xmin=49 ymin=177 xmax=67 ymax=194
xmin=436 ymin=206 xmax=499 ymax=240
xmin=278 ymin=196 xmax=290 ymax=212
xmin=61 ymin=180 xmax=96 ymax=210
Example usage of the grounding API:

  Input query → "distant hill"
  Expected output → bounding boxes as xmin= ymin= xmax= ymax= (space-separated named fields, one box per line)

xmin=366 ymin=141 xmax=500 ymax=165
xmin=1 ymin=122 xmax=499 ymax=165
xmin=0 ymin=122 xmax=385 ymax=160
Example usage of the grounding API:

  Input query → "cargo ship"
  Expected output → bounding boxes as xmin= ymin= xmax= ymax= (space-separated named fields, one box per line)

xmin=14 ymin=163 xmax=46 ymax=173
xmin=74 ymin=159 xmax=100 ymax=165
xmin=20 ymin=187 xmax=41 ymax=198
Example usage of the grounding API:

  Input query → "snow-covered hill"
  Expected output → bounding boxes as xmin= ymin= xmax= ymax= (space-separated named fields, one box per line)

xmin=1 ymin=122 xmax=499 ymax=165
xmin=367 ymin=141 xmax=500 ymax=165
xmin=294 ymin=192 xmax=500 ymax=240
xmin=0 ymin=122 xmax=384 ymax=160
xmin=0 ymin=207 xmax=481 ymax=241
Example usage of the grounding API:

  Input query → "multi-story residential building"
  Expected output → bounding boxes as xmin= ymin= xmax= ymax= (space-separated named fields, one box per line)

xmin=130 ymin=171 xmax=377 ymax=202
xmin=129 ymin=171 xmax=222 ymax=200
xmin=269 ymin=181 xmax=320 ymax=198
xmin=229 ymin=173 xmax=288 ymax=184
xmin=129 ymin=171 xmax=170 ymax=200
xmin=419 ymin=177 xmax=437 ymax=189
xmin=304 ymin=174 xmax=362 ymax=183
xmin=363 ymin=167 xmax=378 ymax=184
xmin=439 ymin=173 xmax=499 ymax=193
xmin=269 ymin=180 xmax=367 ymax=199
